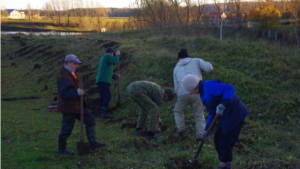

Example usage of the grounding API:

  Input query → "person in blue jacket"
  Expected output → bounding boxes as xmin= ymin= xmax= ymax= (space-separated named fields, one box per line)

xmin=182 ymin=74 xmax=249 ymax=169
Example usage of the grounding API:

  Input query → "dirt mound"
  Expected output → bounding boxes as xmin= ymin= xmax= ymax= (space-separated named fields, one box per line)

xmin=2 ymin=96 xmax=39 ymax=101
xmin=133 ymin=137 xmax=159 ymax=150
xmin=167 ymin=127 xmax=182 ymax=144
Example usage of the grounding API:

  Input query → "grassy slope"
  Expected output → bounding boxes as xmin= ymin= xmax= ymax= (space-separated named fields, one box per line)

xmin=1 ymin=30 xmax=300 ymax=169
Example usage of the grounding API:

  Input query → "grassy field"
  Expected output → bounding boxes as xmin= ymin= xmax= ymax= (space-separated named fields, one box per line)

xmin=1 ymin=28 xmax=300 ymax=169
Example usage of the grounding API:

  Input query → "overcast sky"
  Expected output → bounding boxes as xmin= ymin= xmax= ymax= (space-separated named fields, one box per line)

xmin=1 ymin=0 xmax=135 ymax=9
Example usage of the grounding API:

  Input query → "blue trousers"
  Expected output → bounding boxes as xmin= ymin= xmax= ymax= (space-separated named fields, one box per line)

xmin=58 ymin=108 xmax=95 ymax=140
xmin=214 ymin=120 xmax=244 ymax=163
xmin=97 ymin=82 xmax=111 ymax=108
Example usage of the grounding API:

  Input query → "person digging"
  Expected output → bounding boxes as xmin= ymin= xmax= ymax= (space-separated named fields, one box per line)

xmin=125 ymin=81 xmax=175 ymax=140
xmin=57 ymin=54 xmax=106 ymax=155
xmin=182 ymin=74 xmax=249 ymax=169
xmin=95 ymin=47 xmax=121 ymax=119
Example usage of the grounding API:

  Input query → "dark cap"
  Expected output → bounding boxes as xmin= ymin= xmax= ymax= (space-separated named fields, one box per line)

xmin=106 ymin=47 xmax=115 ymax=54
xmin=178 ymin=49 xmax=189 ymax=60
xmin=165 ymin=89 xmax=175 ymax=101
xmin=65 ymin=54 xmax=82 ymax=64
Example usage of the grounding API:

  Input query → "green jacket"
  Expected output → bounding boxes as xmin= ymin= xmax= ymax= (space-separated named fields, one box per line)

xmin=95 ymin=53 xmax=119 ymax=85
xmin=126 ymin=81 xmax=165 ymax=106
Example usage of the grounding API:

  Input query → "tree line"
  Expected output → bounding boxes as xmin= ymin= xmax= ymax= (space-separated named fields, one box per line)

xmin=129 ymin=0 xmax=299 ymax=30
xmin=1 ymin=0 xmax=299 ymax=32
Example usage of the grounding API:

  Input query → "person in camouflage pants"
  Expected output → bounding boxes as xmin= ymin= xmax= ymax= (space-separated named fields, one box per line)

xmin=126 ymin=81 xmax=175 ymax=140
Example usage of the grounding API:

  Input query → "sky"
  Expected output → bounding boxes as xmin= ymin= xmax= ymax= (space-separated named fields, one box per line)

xmin=1 ymin=0 xmax=135 ymax=9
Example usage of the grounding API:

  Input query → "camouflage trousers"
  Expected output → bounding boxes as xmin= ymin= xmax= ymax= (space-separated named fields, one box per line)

xmin=126 ymin=89 xmax=160 ymax=133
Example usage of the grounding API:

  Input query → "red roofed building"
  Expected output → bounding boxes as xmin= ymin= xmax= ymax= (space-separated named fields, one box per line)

xmin=209 ymin=12 xmax=221 ymax=19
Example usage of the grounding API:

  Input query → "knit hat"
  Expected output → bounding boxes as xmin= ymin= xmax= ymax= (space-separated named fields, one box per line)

xmin=65 ymin=54 xmax=82 ymax=64
xmin=178 ymin=49 xmax=189 ymax=60
xmin=106 ymin=47 xmax=115 ymax=54
xmin=182 ymin=74 xmax=200 ymax=91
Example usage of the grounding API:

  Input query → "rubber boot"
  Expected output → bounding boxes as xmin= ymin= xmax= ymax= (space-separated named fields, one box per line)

xmin=86 ymin=126 xmax=106 ymax=148
xmin=58 ymin=138 xmax=74 ymax=155
xmin=100 ymin=107 xmax=114 ymax=119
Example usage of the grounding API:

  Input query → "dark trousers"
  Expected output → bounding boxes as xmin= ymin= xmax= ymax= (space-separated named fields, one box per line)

xmin=97 ymin=82 xmax=111 ymax=108
xmin=58 ymin=108 xmax=96 ymax=140
xmin=214 ymin=120 xmax=244 ymax=163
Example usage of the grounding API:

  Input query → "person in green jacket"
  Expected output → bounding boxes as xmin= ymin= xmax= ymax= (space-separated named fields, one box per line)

xmin=95 ymin=47 xmax=121 ymax=119
xmin=126 ymin=81 xmax=175 ymax=140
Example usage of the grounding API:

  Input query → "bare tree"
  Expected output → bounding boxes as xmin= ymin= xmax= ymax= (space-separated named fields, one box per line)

xmin=49 ymin=0 xmax=63 ymax=24
xmin=168 ymin=0 xmax=183 ymax=23
xmin=133 ymin=0 xmax=158 ymax=26
xmin=228 ymin=0 xmax=243 ymax=19
xmin=1 ymin=9 xmax=9 ymax=18
xmin=86 ymin=0 xmax=95 ymax=28
xmin=62 ymin=0 xmax=71 ymax=25
xmin=73 ymin=0 xmax=85 ymax=26
xmin=94 ymin=2 xmax=108 ymax=31
xmin=183 ymin=0 xmax=191 ymax=22
xmin=214 ymin=0 xmax=222 ymax=13
xmin=27 ymin=3 xmax=32 ymax=20
xmin=43 ymin=2 xmax=54 ymax=22
xmin=195 ymin=0 xmax=206 ymax=21
xmin=156 ymin=0 xmax=169 ymax=26
xmin=287 ymin=0 xmax=300 ymax=50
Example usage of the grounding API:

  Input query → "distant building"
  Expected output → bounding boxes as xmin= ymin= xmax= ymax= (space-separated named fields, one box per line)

xmin=208 ymin=12 xmax=221 ymax=19
xmin=8 ymin=9 xmax=26 ymax=19
xmin=101 ymin=28 xmax=107 ymax=32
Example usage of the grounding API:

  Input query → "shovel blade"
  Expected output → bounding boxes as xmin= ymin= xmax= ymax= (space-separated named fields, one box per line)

xmin=77 ymin=141 xmax=90 ymax=156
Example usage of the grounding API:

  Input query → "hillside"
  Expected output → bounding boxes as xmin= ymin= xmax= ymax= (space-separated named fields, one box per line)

xmin=1 ymin=30 xmax=300 ymax=169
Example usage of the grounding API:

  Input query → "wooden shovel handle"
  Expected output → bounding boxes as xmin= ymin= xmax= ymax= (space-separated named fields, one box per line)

xmin=79 ymin=75 xmax=84 ymax=142
xmin=193 ymin=114 xmax=221 ymax=160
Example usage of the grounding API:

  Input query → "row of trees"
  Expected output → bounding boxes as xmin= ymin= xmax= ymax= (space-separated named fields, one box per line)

xmin=24 ymin=0 xmax=134 ymax=31
xmin=128 ymin=0 xmax=299 ymax=30
xmin=1 ymin=0 xmax=300 ymax=31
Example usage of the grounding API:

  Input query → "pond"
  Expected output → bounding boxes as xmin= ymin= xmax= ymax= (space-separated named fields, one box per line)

xmin=1 ymin=30 xmax=90 ymax=36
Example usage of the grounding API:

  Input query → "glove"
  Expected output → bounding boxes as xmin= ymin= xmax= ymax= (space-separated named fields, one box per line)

xmin=77 ymin=88 xmax=85 ymax=96
xmin=216 ymin=104 xmax=225 ymax=116
xmin=201 ymin=130 xmax=209 ymax=140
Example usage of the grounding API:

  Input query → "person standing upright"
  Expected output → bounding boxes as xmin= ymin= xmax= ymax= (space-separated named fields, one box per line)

xmin=173 ymin=49 xmax=213 ymax=142
xmin=96 ymin=47 xmax=121 ymax=119
xmin=57 ymin=54 xmax=106 ymax=155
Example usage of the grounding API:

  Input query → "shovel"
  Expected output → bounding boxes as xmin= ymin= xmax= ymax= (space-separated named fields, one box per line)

xmin=193 ymin=114 xmax=221 ymax=161
xmin=76 ymin=75 xmax=90 ymax=156
xmin=111 ymin=58 xmax=121 ymax=111
xmin=116 ymin=61 xmax=121 ymax=107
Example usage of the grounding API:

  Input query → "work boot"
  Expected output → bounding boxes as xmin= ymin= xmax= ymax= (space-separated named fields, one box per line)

xmin=178 ymin=130 xmax=188 ymax=141
xmin=134 ymin=128 xmax=147 ymax=136
xmin=100 ymin=107 xmax=114 ymax=119
xmin=146 ymin=131 xmax=161 ymax=141
xmin=58 ymin=138 xmax=75 ymax=155
xmin=86 ymin=126 xmax=106 ymax=148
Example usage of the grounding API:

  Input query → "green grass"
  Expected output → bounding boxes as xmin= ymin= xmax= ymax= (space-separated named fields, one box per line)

xmin=1 ymin=29 xmax=300 ymax=169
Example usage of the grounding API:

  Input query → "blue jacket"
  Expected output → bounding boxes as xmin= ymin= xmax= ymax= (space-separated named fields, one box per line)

xmin=199 ymin=80 xmax=248 ymax=134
